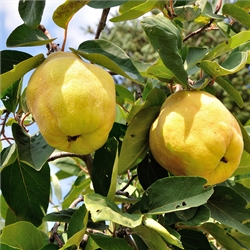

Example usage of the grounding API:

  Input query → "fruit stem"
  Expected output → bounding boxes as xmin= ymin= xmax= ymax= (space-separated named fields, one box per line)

xmin=61 ymin=23 xmax=69 ymax=52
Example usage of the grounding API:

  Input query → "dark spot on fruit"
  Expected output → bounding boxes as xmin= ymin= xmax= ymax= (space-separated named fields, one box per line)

xmin=220 ymin=156 xmax=228 ymax=163
xmin=131 ymin=134 xmax=135 ymax=137
xmin=67 ymin=135 xmax=80 ymax=142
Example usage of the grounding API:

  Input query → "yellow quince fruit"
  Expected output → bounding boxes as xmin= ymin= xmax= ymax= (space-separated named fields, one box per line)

xmin=26 ymin=51 xmax=116 ymax=154
xmin=149 ymin=90 xmax=244 ymax=185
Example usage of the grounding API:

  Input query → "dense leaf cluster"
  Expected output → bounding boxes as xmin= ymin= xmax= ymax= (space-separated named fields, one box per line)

xmin=1 ymin=0 xmax=250 ymax=250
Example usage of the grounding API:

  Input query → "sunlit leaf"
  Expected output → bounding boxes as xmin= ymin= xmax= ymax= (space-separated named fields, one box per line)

xmin=234 ymin=150 xmax=250 ymax=176
xmin=143 ymin=217 xmax=183 ymax=248
xmin=18 ymin=0 xmax=45 ymax=28
xmin=133 ymin=225 xmax=172 ymax=250
xmin=1 ymin=160 xmax=50 ymax=227
xmin=203 ymin=30 xmax=250 ymax=60
xmin=0 ymin=221 xmax=47 ymax=249
xmin=0 ymin=144 xmax=17 ymax=170
xmin=72 ymin=39 xmax=144 ymax=84
xmin=85 ymin=193 xmax=143 ymax=228
xmin=110 ymin=0 xmax=164 ymax=22
xmin=207 ymin=186 xmax=250 ymax=235
xmin=0 ymin=53 xmax=44 ymax=94
xmin=6 ymin=24 xmax=55 ymax=47
xmin=62 ymin=205 xmax=88 ymax=250
xmin=12 ymin=123 xmax=54 ymax=170
xmin=53 ymin=0 xmax=90 ymax=29
xmin=223 ymin=3 xmax=250 ymax=29
xmin=116 ymin=84 xmax=134 ymax=103
xmin=140 ymin=177 xmax=214 ymax=214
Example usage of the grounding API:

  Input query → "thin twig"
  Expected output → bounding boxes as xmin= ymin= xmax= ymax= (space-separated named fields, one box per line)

xmin=120 ymin=174 xmax=138 ymax=192
xmin=69 ymin=197 xmax=84 ymax=208
xmin=0 ymin=110 xmax=12 ymax=145
xmin=95 ymin=8 xmax=110 ymax=39
xmin=48 ymin=152 xmax=93 ymax=178
xmin=183 ymin=0 xmax=223 ymax=42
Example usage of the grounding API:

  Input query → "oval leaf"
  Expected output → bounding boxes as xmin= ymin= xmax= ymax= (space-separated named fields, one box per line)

xmin=199 ymin=51 xmax=248 ymax=78
xmin=6 ymin=24 xmax=55 ymax=47
xmin=141 ymin=15 xmax=188 ymax=86
xmin=53 ymin=0 xmax=90 ymax=29
xmin=118 ymin=105 xmax=161 ymax=174
xmin=18 ymin=0 xmax=45 ymax=28
xmin=0 ymin=221 xmax=47 ymax=249
xmin=140 ymin=177 xmax=214 ymax=214
xmin=214 ymin=77 xmax=244 ymax=108
xmin=85 ymin=193 xmax=143 ymax=228
xmin=12 ymin=123 xmax=55 ymax=170
xmin=72 ymin=39 xmax=144 ymax=83
xmin=223 ymin=3 xmax=250 ymax=29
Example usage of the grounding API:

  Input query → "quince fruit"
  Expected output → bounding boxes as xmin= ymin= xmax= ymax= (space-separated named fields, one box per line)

xmin=149 ymin=90 xmax=244 ymax=185
xmin=26 ymin=51 xmax=116 ymax=154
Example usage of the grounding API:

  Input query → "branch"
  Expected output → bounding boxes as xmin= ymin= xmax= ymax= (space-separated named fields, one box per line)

xmin=183 ymin=0 xmax=223 ymax=42
xmin=95 ymin=8 xmax=110 ymax=39
xmin=48 ymin=152 xmax=93 ymax=178
xmin=0 ymin=110 xmax=12 ymax=145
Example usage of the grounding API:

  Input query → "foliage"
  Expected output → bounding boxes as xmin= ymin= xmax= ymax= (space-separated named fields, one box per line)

xmin=1 ymin=0 xmax=250 ymax=249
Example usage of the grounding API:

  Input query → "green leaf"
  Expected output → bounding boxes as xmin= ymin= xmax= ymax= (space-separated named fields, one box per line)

xmin=217 ymin=22 xmax=237 ymax=39
xmin=175 ymin=5 xmax=202 ymax=22
xmin=234 ymin=150 xmax=250 ymax=176
xmin=6 ymin=24 xmax=55 ymax=47
xmin=178 ymin=205 xmax=211 ymax=226
xmin=62 ymin=177 xmax=92 ymax=209
xmin=92 ymin=138 xmax=118 ymax=199
xmin=141 ymin=15 xmax=188 ymax=86
xmin=178 ymin=229 xmax=213 ymax=250
xmin=237 ymin=123 xmax=250 ymax=154
xmin=207 ymin=186 xmax=250 ymax=236
xmin=12 ymin=123 xmax=54 ymax=170
xmin=1 ymin=79 xmax=22 ymax=113
xmin=0 ymin=221 xmax=47 ymax=249
xmin=0 ymin=144 xmax=17 ymax=170
xmin=1 ymin=50 xmax=32 ymax=74
xmin=72 ymin=39 xmax=144 ymax=83
xmin=86 ymin=233 xmax=134 ymax=250
xmin=110 ymin=0 xmax=164 ymax=22
xmin=0 ymin=53 xmax=44 ymax=94
xmin=137 ymin=153 xmax=169 ymax=190
xmin=0 ymin=243 xmax=19 ymax=250
xmin=133 ymin=225 xmax=172 ymax=250
xmin=230 ymin=231 xmax=250 ymax=249
xmin=203 ymin=30 xmax=250 ymax=60
xmin=214 ymin=77 xmax=244 ymax=108
xmin=52 ymin=0 xmax=90 ymax=29
xmin=201 ymin=222 xmax=246 ymax=250
xmin=1 ymin=160 xmax=50 ymax=227
xmin=88 ymin=0 xmax=127 ymax=9
xmin=199 ymin=51 xmax=248 ymax=78
xmin=43 ymin=208 xmax=76 ymax=223
xmin=147 ymin=58 xmax=174 ymax=82
xmin=223 ymin=3 xmax=250 ymax=29
xmin=118 ymin=105 xmax=161 ymax=174
xmin=85 ymin=193 xmax=143 ymax=228
xmin=62 ymin=205 xmax=88 ymax=250
xmin=143 ymin=217 xmax=183 ymax=248
xmin=18 ymin=0 xmax=45 ymax=28
xmin=116 ymin=84 xmax=134 ymax=103
xmin=140 ymin=177 xmax=214 ymax=214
